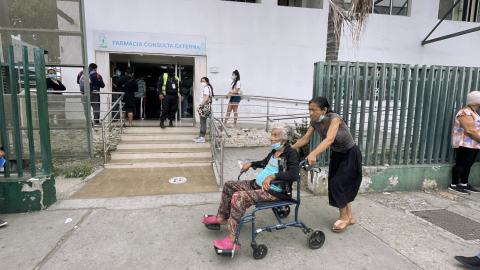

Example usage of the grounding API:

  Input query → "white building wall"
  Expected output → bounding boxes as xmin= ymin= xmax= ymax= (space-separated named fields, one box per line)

xmin=61 ymin=0 xmax=480 ymax=104
xmin=76 ymin=0 xmax=329 ymax=101
xmin=339 ymin=0 xmax=480 ymax=67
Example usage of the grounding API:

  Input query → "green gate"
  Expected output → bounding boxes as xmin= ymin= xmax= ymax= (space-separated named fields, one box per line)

xmin=312 ymin=61 xmax=480 ymax=166
xmin=0 ymin=45 xmax=56 ymax=213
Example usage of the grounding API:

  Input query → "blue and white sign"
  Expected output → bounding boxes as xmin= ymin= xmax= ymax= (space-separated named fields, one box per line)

xmin=93 ymin=30 xmax=206 ymax=56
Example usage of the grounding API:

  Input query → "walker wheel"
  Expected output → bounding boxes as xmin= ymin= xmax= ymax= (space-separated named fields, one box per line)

xmin=252 ymin=244 xmax=268 ymax=260
xmin=307 ymin=230 xmax=325 ymax=249
xmin=278 ymin=206 xmax=291 ymax=219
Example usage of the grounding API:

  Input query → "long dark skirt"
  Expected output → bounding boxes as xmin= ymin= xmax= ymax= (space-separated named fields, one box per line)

xmin=328 ymin=145 xmax=362 ymax=208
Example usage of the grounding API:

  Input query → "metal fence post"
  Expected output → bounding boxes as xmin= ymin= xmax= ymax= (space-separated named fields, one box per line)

xmin=8 ymin=45 xmax=23 ymax=177
xmin=0 ymin=54 xmax=10 ymax=178
xmin=221 ymin=98 xmax=224 ymax=123
xmin=120 ymin=102 xmax=124 ymax=134
xmin=220 ymin=138 xmax=224 ymax=187
xmin=22 ymin=46 xmax=36 ymax=177
xmin=34 ymin=48 xmax=53 ymax=175
xmin=266 ymin=98 xmax=270 ymax=132
xmin=102 ymin=121 xmax=107 ymax=164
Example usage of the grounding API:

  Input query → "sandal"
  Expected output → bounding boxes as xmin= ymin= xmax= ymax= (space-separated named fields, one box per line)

xmin=202 ymin=215 xmax=221 ymax=230
xmin=213 ymin=236 xmax=241 ymax=250
xmin=229 ymin=124 xmax=236 ymax=128
xmin=332 ymin=219 xmax=349 ymax=232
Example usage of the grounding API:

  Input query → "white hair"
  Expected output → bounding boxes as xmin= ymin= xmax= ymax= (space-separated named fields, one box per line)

xmin=271 ymin=122 xmax=294 ymax=143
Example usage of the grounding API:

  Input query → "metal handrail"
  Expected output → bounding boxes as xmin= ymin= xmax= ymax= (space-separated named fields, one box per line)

xmin=101 ymin=93 xmax=125 ymax=164
xmin=213 ymin=94 xmax=310 ymax=104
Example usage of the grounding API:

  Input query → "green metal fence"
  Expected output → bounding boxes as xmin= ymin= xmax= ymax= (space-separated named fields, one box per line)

xmin=0 ymin=45 xmax=53 ymax=178
xmin=312 ymin=61 xmax=480 ymax=166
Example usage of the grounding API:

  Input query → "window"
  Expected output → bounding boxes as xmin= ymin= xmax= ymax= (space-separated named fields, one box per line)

xmin=343 ymin=0 xmax=410 ymax=16
xmin=278 ymin=0 xmax=323 ymax=9
xmin=438 ymin=0 xmax=480 ymax=22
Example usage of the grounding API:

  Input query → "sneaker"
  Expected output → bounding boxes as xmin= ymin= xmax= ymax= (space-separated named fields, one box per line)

xmin=461 ymin=184 xmax=480 ymax=194
xmin=0 ymin=219 xmax=7 ymax=227
xmin=454 ymin=255 xmax=480 ymax=269
xmin=448 ymin=185 xmax=470 ymax=195
xmin=195 ymin=137 xmax=205 ymax=143
xmin=192 ymin=137 xmax=200 ymax=142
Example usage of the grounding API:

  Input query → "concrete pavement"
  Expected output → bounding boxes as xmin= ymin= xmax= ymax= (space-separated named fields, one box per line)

xmin=1 ymin=188 xmax=480 ymax=269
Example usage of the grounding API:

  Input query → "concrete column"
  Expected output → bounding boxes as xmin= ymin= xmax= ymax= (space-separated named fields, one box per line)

xmin=95 ymin=51 xmax=111 ymax=121
xmin=194 ymin=56 xmax=207 ymax=123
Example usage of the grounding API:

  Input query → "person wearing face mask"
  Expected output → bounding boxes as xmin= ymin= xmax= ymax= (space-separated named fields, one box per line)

xmin=201 ymin=123 xmax=299 ymax=251
xmin=292 ymin=97 xmax=362 ymax=233
xmin=223 ymin=70 xmax=241 ymax=128
xmin=46 ymin=69 xmax=66 ymax=94
xmin=157 ymin=64 xmax=183 ymax=128
xmin=193 ymin=77 xmax=214 ymax=143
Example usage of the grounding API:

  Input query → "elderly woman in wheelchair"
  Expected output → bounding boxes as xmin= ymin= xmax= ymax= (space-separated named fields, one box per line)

xmin=201 ymin=123 xmax=300 ymax=251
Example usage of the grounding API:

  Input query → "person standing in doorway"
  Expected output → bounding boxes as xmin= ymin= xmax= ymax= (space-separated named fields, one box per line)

xmin=111 ymin=68 xmax=122 ymax=119
xmin=118 ymin=68 xmax=138 ymax=127
xmin=78 ymin=63 xmax=105 ymax=125
xmin=223 ymin=70 xmax=241 ymax=128
xmin=292 ymin=97 xmax=362 ymax=233
xmin=158 ymin=65 xmax=183 ymax=128
xmin=0 ymin=142 xmax=7 ymax=227
xmin=135 ymin=74 xmax=146 ymax=120
xmin=193 ymin=77 xmax=214 ymax=143
xmin=449 ymin=91 xmax=480 ymax=195
xmin=46 ymin=69 xmax=66 ymax=94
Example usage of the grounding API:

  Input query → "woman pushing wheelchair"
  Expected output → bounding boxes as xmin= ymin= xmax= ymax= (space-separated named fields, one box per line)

xmin=201 ymin=123 xmax=299 ymax=251
xmin=292 ymin=97 xmax=362 ymax=232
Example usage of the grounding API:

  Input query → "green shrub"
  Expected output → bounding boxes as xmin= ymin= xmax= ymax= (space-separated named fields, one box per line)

xmin=54 ymin=163 xmax=93 ymax=179
xmin=294 ymin=118 xmax=310 ymax=161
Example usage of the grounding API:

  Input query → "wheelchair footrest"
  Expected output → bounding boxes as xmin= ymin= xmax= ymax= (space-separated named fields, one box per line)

xmin=214 ymin=246 xmax=235 ymax=258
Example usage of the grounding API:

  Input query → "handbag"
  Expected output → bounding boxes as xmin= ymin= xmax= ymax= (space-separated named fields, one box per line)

xmin=239 ymin=90 xmax=244 ymax=100
xmin=198 ymin=87 xmax=212 ymax=118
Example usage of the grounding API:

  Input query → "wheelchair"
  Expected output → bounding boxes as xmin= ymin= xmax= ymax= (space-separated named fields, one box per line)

xmin=214 ymin=160 xmax=325 ymax=259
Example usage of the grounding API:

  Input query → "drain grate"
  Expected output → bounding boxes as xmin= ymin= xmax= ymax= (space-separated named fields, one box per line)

xmin=411 ymin=209 xmax=480 ymax=240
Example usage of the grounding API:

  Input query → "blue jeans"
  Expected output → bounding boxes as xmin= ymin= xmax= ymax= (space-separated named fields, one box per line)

xmin=181 ymin=97 xmax=188 ymax=118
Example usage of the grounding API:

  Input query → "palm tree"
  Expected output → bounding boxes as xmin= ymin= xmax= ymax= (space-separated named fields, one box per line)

xmin=325 ymin=0 xmax=372 ymax=61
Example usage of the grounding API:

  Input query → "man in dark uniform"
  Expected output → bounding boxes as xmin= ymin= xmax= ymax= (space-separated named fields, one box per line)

xmin=158 ymin=65 xmax=183 ymax=128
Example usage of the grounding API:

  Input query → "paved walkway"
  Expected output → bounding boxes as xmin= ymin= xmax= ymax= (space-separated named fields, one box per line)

xmin=1 ymin=189 xmax=479 ymax=269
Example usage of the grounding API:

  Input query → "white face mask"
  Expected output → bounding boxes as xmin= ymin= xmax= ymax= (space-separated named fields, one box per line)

xmin=201 ymin=82 xmax=207 ymax=87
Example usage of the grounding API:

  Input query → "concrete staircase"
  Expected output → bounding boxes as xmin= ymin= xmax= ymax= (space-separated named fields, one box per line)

xmin=106 ymin=127 xmax=211 ymax=169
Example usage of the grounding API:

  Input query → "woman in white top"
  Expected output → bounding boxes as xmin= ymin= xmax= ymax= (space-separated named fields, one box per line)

xmin=193 ymin=77 xmax=214 ymax=143
xmin=223 ymin=70 xmax=241 ymax=128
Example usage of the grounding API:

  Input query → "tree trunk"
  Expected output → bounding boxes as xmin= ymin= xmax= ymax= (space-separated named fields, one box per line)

xmin=325 ymin=0 xmax=344 ymax=62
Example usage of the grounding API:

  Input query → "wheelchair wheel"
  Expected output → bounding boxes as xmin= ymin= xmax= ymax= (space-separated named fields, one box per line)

xmin=277 ymin=206 xmax=291 ymax=219
xmin=307 ymin=230 xmax=325 ymax=249
xmin=253 ymin=244 xmax=268 ymax=260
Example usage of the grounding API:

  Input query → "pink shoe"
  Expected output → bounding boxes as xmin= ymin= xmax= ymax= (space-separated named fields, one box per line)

xmin=201 ymin=215 xmax=220 ymax=225
xmin=213 ymin=237 xmax=241 ymax=250
xmin=202 ymin=215 xmax=221 ymax=230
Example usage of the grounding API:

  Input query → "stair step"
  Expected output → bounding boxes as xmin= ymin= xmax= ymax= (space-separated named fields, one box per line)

xmin=105 ymin=157 xmax=212 ymax=168
xmin=121 ymin=134 xmax=210 ymax=141
xmin=124 ymin=127 xmax=201 ymax=134
xmin=116 ymin=141 xmax=210 ymax=150
xmin=111 ymin=149 xmax=211 ymax=159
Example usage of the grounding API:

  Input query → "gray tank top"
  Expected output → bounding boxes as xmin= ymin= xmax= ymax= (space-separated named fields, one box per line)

xmin=310 ymin=113 xmax=356 ymax=153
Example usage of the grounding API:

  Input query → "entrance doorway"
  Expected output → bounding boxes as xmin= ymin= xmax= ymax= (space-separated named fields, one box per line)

xmin=109 ymin=53 xmax=195 ymax=123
